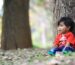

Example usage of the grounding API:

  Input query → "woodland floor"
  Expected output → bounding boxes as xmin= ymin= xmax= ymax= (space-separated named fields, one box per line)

xmin=0 ymin=48 xmax=75 ymax=65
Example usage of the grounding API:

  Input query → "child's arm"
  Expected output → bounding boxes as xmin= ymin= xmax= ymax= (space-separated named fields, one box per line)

xmin=53 ymin=34 xmax=61 ymax=48
xmin=62 ymin=32 xmax=74 ymax=52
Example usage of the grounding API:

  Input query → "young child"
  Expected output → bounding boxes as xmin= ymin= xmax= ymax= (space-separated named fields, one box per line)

xmin=48 ymin=17 xmax=75 ymax=55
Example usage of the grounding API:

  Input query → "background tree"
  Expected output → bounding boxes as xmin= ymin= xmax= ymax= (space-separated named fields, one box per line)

xmin=53 ymin=0 xmax=75 ymax=35
xmin=1 ymin=0 xmax=32 ymax=50
xmin=54 ymin=0 xmax=75 ymax=24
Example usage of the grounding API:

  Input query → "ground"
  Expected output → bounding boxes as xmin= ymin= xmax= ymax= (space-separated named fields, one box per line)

xmin=0 ymin=48 xmax=75 ymax=65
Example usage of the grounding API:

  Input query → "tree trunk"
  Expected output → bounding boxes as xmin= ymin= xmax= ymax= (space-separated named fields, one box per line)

xmin=53 ymin=0 xmax=75 ymax=34
xmin=54 ymin=0 xmax=75 ymax=21
xmin=1 ymin=0 xmax=32 ymax=50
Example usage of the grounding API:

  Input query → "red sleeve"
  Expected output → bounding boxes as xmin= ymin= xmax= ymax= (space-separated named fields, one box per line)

xmin=54 ymin=34 xmax=61 ymax=46
xmin=66 ymin=32 xmax=75 ymax=45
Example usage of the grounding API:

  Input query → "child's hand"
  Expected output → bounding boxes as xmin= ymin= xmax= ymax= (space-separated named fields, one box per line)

xmin=65 ymin=42 xmax=70 ymax=46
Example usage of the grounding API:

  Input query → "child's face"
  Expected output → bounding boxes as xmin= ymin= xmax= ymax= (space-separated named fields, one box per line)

xmin=57 ymin=22 xmax=70 ymax=34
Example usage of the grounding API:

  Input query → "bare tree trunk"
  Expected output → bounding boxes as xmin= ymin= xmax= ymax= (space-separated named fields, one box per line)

xmin=1 ymin=0 xmax=32 ymax=50
xmin=53 ymin=0 xmax=75 ymax=34
xmin=54 ymin=0 xmax=75 ymax=21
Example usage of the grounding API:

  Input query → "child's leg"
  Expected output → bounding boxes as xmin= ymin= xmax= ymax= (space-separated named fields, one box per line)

xmin=48 ymin=47 xmax=62 ymax=55
xmin=62 ymin=46 xmax=75 ymax=52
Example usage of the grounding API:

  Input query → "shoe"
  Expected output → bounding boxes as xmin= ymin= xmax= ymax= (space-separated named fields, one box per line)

xmin=48 ymin=51 xmax=55 ymax=56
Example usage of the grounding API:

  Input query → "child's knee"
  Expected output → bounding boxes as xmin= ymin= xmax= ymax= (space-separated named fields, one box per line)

xmin=63 ymin=46 xmax=74 ymax=52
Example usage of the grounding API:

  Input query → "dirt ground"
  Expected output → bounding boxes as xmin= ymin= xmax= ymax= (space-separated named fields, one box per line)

xmin=0 ymin=48 xmax=75 ymax=65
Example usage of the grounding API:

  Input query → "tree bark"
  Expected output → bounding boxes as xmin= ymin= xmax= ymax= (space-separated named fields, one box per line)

xmin=54 ymin=0 xmax=75 ymax=21
xmin=53 ymin=0 xmax=75 ymax=34
xmin=1 ymin=0 xmax=32 ymax=50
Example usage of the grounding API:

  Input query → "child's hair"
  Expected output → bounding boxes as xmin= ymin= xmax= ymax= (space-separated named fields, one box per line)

xmin=57 ymin=17 xmax=75 ymax=35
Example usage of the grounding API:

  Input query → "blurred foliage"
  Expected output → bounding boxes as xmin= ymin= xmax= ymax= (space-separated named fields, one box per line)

xmin=0 ymin=17 xmax=2 ymax=48
xmin=30 ymin=0 xmax=54 ymax=48
xmin=35 ymin=0 xmax=45 ymax=5
xmin=31 ymin=0 xmax=45 ymax=5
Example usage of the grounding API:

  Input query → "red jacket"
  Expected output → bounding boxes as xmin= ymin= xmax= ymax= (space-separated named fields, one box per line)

xmin=54 ymin=32 xmax=75 ymax=48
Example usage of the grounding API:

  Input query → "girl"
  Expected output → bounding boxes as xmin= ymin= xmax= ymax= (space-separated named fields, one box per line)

xmin=48 ymin=17 xmax=75 ymax=55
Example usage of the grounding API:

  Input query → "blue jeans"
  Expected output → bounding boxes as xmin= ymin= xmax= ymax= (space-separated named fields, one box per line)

xmin=48 ymin=46 xmax=75 ymax=55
